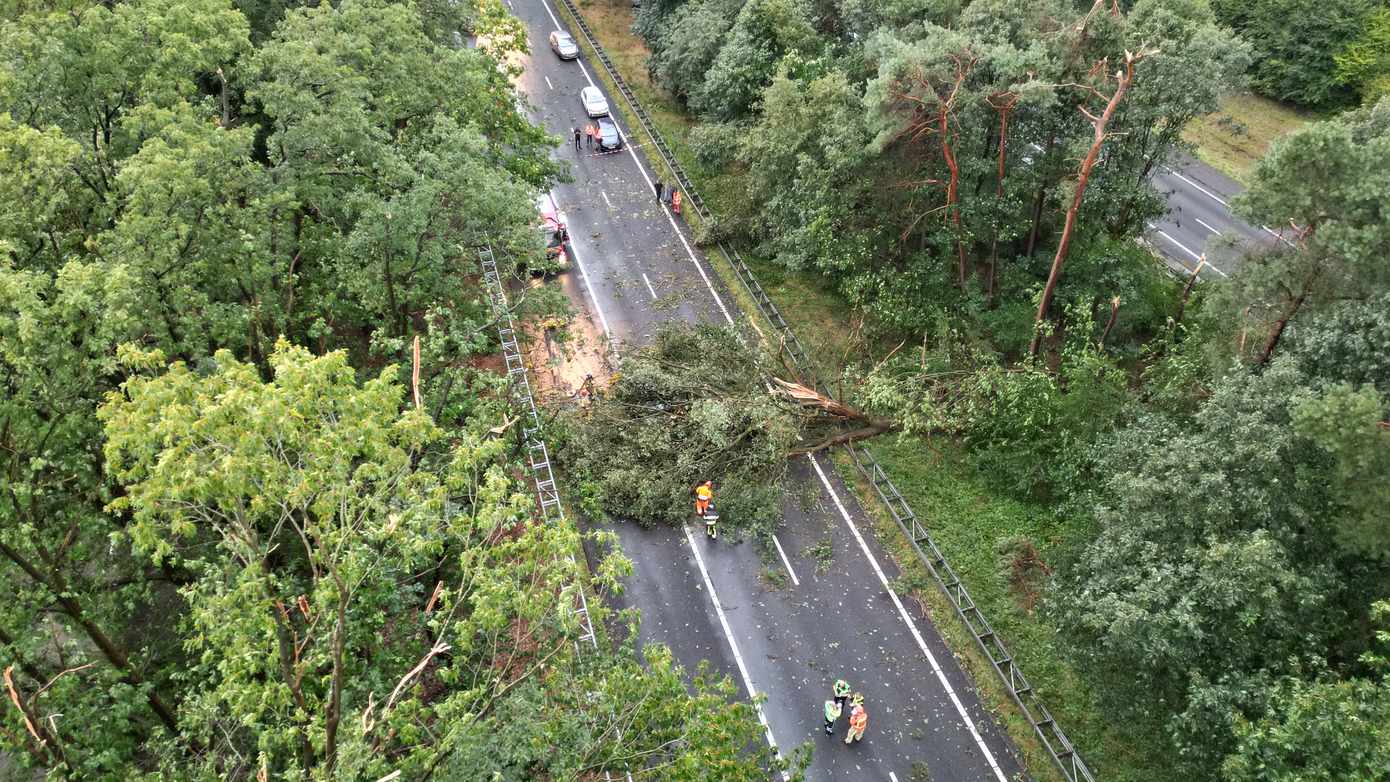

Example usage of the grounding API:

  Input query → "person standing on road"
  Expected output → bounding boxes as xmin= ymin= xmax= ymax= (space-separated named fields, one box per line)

xmin=832 ymin=679 xmax=851 ymax=713
xmin=654 ymin=180 xmax=664 ymax=201
xmin=844 ymin=694 xmax=867 ymax=744
xmin=671 ymin=188 xmax=682 ymax=215
xmin=573 ymin=126 xmax=581 ymax=151
xmin=586 ymin=123 xmax=596 ymax=149
xmin=823 ymin=698 xmax=842 ymax=735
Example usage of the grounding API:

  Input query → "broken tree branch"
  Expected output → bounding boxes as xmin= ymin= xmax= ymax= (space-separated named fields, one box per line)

xmin=789 ymin=422 xmax=899 ymax=455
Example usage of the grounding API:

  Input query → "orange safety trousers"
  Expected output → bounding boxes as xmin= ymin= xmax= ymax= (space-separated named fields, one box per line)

xmin=845 ymin=707 xmax=867 ymax=743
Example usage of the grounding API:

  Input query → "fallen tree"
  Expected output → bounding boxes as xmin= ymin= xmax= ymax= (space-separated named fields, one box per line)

xmin=556 ymin=324 xmax=893 ymax=537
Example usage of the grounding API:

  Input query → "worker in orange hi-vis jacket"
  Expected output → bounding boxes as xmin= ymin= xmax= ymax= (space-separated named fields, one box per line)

xmin=671 ymin=188 xmax=682 ymax=215
xmin=694 ymin=480 xmax=713 ymax=517
xmin=844 ymin=694 xmax=867 ymax=744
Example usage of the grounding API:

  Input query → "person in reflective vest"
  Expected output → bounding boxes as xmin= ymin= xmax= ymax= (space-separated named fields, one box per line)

xmin=844 ymin=694 xmax=867 ymax=744
xmin=694 ymin=480 xmax=713 ymax=517
xmin=823 ymin=698 xmax=842 ymax=735
xmin=832 ymin=679 xmax=851 ymax=712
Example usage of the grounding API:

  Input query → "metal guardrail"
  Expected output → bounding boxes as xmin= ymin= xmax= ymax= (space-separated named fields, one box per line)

xmin=548 ymin=6 xmax=1094 ymax=781
xmin=480 ymin=247 xmax=598 ymax=652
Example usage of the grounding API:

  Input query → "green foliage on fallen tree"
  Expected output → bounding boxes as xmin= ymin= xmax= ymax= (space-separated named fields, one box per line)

xmin=557 ymin=324 xmax=801 ymax=537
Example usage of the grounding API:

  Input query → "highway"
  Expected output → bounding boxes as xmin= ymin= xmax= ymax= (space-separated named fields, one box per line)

xmin=1147 ymin=154 xmax=1290 ymax=279
xmin=511 ymin=0 xmax=1028 ymax=779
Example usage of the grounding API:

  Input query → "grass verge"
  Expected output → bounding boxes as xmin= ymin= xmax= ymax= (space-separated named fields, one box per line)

xmin=1182 ymin=92 xmax=1310 ymax=184
xmin=552 ymin=2 xmax=1156 ymax=779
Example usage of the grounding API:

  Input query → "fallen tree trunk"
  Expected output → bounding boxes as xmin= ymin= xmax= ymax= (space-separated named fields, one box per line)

xmin=790 ymin=422 xmax=899 ymax=455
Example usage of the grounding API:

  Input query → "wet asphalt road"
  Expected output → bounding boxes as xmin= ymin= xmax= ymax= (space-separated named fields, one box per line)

xmin=1148 ymin=155 xmax=1292 ymax=280
xmin=512 ymin=0 xmax=1028 ymax=779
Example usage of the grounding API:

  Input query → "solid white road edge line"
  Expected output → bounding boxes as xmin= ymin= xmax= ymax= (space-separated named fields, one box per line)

xmin=807 ymin=453 xmax=1009 ymax=782
xmin=682 ymin=524 xmax=790 ymax=780
xmin=537 ymin=0 xmax=736 ymax=326
xmin=1164 ymin=166 xmax=1229 ymax=206
xmin=770 ymin=534 xmax=800 ymax=587
xmin=1149 ymin=224 xmax=1232 ymax=277
xmin=640 ymin=272 xmax=658 ymax=300
xmin=1148 ymin=224 xmax=1201 ymax=261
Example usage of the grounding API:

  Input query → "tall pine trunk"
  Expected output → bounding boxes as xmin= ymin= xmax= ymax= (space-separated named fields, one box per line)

xmin=1030 ymin=52 xmax=1149 ymax=359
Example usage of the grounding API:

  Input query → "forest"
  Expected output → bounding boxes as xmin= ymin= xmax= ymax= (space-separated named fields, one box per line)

xmin=0 ymin=0 xmax=776 ymax=778
xmin=2 ymin=0 xmax=1388 ymax=778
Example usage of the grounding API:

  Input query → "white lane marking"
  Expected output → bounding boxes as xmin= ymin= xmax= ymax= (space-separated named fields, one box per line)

xmin=890 ymin=774 xmax=900 ymax=782
xmin=1262 ymin=224 xmax=1297 ymax=247
xmin=1148 ymin=224 xmax=1201 ymax=260
xmin=537 ymin=0 xmax=735 ymax=327
xmin=548 ymin=191 xmax=620 ymax=349
xmin=601 ymin=190 xmax=613 ymax=208
xmin=544 ymin=75 xmax=553 ymax=90
xmin=682 ymin=524 xmax=790 ymax=779
xmin=1163 ymin=166 xmax=1229 ymax=206
xmin=807 ymin=455 xmax=1008 ymax=782
xmin=1163 ymin=167 xmax=1298 ymax=248
xmin=1194 ymin=217 xmax=1221 ymax=235
xmin=641 ymin=272 xmax=658 ymax=300
xmin=770 ymin=534 xmax=800 ymax=587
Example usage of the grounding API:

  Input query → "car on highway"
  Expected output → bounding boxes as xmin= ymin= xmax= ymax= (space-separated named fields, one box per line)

xmin=595 ymin=117 xmax=622 ymax=152
xmin=580 ymin=86 xmax=609 ymax=117
xmin=548 ymin=31 xmax=579 ymax=60
xmin=534 ymin=193 xmax=570 ymax=274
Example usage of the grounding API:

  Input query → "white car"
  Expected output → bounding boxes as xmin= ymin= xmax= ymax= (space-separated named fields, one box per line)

xmin=580 ymin=86 xmax=609 ymax=118
xmin=549 ymin=31 xmax=579 ymax=60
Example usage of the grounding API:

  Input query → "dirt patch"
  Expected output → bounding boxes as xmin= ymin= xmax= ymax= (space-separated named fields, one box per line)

xmin=469 ymin=350 xmax=506 ymax=376
xmin=523 ymin=274 xmax=614 ymax=403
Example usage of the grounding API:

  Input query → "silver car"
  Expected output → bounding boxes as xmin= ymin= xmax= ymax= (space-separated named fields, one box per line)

xmin=549 ymin=31 xmax=579 ymax=60
xmin=580 ymin=86 xmax=609 ymax=117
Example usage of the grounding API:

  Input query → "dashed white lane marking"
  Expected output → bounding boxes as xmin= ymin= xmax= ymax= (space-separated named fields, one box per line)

xmin=808 ymin=454 xmax=1009 ymax=782
xmin=544 ymin=75 xmax=553 ymax=90
xmin=889 ymin=773 xmax=900 ymax=782
xmin=770 ymin=534 xmax=800 ymax=587
xmin=601 ymin=190 xmax=612 ymax=208
xmin=641 ymin=272 xmax=658 ymax=300
xmin=682 ymin=524 xmax=790 ymax=779
xmin=1194 ymin=217 xmax=1221 ymax=235
xmin=548 ymin=191 xmax=619 ymax=350
xmin=537 ymin=0 xmax=735 ymax=327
